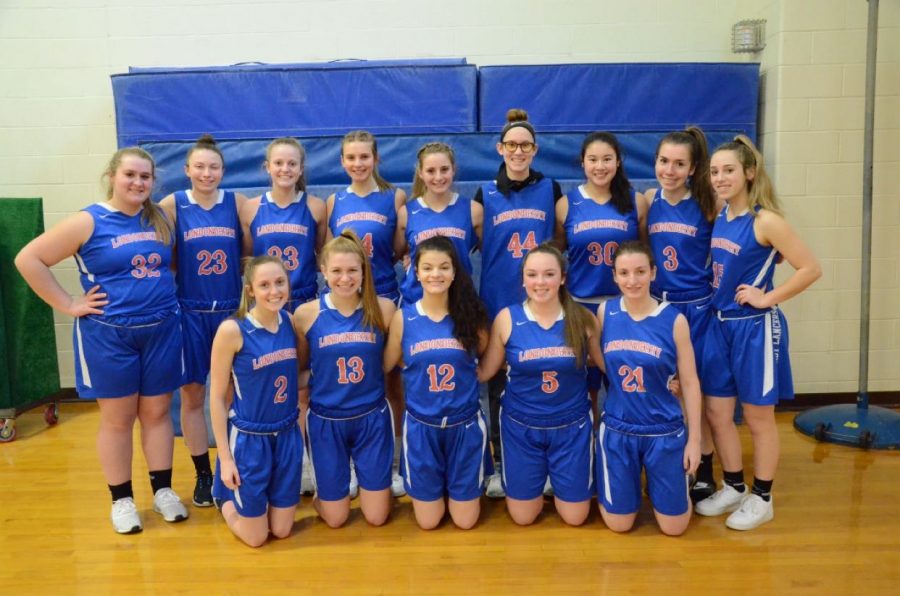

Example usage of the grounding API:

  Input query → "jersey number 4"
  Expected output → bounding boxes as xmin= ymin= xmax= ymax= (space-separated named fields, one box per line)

xmin=507 ymin=231 xmax=537 ymax=259
xmin=336 ymin=356 xmax=365 ymax=384
xmin=618 ymin=365 xmax=646 ymax=393
xmin=426 ymin=364 xmax=456 ymax=392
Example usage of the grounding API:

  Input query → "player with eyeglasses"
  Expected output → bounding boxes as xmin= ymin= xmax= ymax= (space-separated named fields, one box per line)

xmin=473 ymin=108 xmax=562 ymax=499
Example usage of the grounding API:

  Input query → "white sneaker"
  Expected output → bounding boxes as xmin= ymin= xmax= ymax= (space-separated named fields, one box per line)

xmin=301 ymin=460 xmax=316 ymax=496
xmin=391 ymin=472 xmax=406 ymax=497
xmin=694 ymin=483 xmax=745 ymax=516
xmin=349 ymin=465 xmax=359 ymax=499
xmin=485 ymin=472 xmax=505 ymax=498
xmin=726 ymin=494 xmax=774 ymax=531
xmin=152 ymin=488 xmax=189 ymax=523
xmin=111 ymin=497 xmax=142 ymax=534
xmin=542 ymin=476 xmax=554 ymax=497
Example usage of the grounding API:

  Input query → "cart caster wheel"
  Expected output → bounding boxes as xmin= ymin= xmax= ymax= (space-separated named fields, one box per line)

xmin=44 ymin=403 xmax=59 ymax=426
xmin=814 ymin=423 xmax=828 ymax=441
xmin=859 ymin=431 xmax=874 ymax=449
xmin=0 ymin=419 xmax=16 ymax=443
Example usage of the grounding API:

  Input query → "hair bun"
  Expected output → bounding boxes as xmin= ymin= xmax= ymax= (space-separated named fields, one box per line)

xmin=506 ymin=108 xmax=529 ymax=123
xmin=197 ymin=133 xmax=217 ymax=146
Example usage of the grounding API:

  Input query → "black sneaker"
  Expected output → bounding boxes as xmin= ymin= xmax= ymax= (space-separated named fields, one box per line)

xmin=193 ymin=472 xmax=214 ymax=507
xmin=690 ymin=480 xmax=715 ymax=504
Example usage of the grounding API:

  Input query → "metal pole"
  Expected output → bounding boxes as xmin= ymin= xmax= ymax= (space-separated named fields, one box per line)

xmin=858 ymin=0 xmax=878 ymax=408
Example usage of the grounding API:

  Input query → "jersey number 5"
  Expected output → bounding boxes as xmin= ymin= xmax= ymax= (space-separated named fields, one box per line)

xmin=541 ymin=371 xmax=559 ymax=394
xmin=336 ymin=356 xmax=365 ymax=384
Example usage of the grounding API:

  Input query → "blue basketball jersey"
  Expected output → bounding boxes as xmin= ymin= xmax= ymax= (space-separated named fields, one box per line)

xmin=174 ymin=190 xmax=242 ymax=311
xmin=400 ymin=302 xmax=480 ymax=422
xmin=306 ymin=294 xmax=386 ymax=416
xmin=710 ymin=206 xmax=779 ymax=315
xmin=480 ymin=179 xmax=556 ymax=320
xmin=647 ymin=190 xmax=713 ymax=298
xmin=329 ymin=187 xmax=398 ymax=296
xmin=74 ymin=203 xmax=178 ymax=324
xmin=564 ymin=186 xmax=639 ymax=300
xmin=399 ymin=194 xmax=475 ymax=304
xmin=230 ymin=311 xmax=299 ymax=429
xmin=601 ymin=298 xmax=682 ymax=428
xmin=250 ymin=192 xmax=318 ymax=301
xmin=502 ymin=302 xmax=590 ymax=425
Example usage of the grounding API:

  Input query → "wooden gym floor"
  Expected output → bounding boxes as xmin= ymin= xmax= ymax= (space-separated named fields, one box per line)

xmin=0 ymin=402 xmax=897 ymax=595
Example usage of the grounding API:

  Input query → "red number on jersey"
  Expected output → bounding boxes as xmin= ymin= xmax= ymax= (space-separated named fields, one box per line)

xmin=131 ymin=253 xmax=162 ymax=279
xmin=336 ymin=356 xmax=365 ymax=384
xmin=426 ymin=364 xmax=456 ymax=392
xmin=273 ymin=375 xmax=288 ymax=403
xmin=507 ymin=231 xmax=537 ymax=259
xmin=586 ymin=241 xmax=619 ymax=267
xmin=618 ymin=365 xmax=646 ymax=393
xmin=712 ymin=262 xmax=724 ymax=289
xmin=197 ymin=249 xmax=228 ymax=275
xmin=360 ymin=233 xmax=374 ymax=258
xmin=267 ymin=246 xmax=299 ymax=271
xmin=662 ymin=246 xmax=678 ymax=272
xmin=541 ymin=371 xmax=559 ymax=394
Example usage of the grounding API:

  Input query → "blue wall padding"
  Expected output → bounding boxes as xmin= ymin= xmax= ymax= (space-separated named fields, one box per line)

xmin=112 ymin=63 xmax=478 ymax=146
xmin=128 ymin=58 xmax=468 ymax=74
xmin=144 ymin=130 xmax=736 ymax=201
xmin=479 ymin=63 xmax=759 ymax=140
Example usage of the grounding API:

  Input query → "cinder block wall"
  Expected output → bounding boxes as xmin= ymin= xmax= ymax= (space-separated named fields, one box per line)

xmin=0 ymin=0 xmax=895 ymax=392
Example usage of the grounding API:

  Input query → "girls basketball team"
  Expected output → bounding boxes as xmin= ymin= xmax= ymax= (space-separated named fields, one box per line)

xmin=15 ymin=109 xmax=821 ymax=545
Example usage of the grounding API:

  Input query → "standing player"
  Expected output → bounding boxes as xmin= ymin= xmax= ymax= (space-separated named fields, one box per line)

xmin=159 ymin=134 xmax=245 ymax=508
xmin=240 ymin=137 xmax=326 ymax=313
xmin=383 ymin=236 xmax=490 ymax=530
xmin=596 ymin=241 xmax=702 ymax=536
xmin=644 ymin=126 xmax=722 ymax=503
xmin=478 ymin=243 xmax=603 ymax=526
xmin=327 ymin=130 xmax=407 ymax=497
xmin=695 ymin=135 xmax=821 ymax=530
xmin=293 ymin=231 xmax=397 ymax=528
xmin=476 ymin=109 xmax=561 ymax=498
xmin=209 ymin=256 xmax=302 ymax=547
xmin=395 ymin=142 xmax=483 ymax=305
xmin=16 ymin=147 xmax=189 ymax=534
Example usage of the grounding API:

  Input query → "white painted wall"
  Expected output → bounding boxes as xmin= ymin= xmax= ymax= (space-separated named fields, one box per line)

xmin=0 ymin=0 xmax=896 ymax=393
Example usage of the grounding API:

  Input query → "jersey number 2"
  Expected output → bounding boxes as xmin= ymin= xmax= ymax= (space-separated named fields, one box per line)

xmin=273 ymin=375 xmax=288 ymax=404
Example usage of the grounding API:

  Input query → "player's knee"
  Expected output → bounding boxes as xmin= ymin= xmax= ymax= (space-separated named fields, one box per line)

xmin=240 ymin=528 xmax=269 ymax=548
xmin=321 ymin=510 xmax=349 ymax=529
xmin=507 ymin=505 xmax=541 ymax=526
xmin=558 ymin=506 xmax=589 ymax=527
xmin=415 ymin=513 xmax=442 ymax=530
xmin=270 ymin=521 xmax=294 ymax=539
xmin=658 ymin=518 xmax=689 ymax=537
xmin=450 ymin=509 xmax=479 ymax=530
xmin=601 ymin=513 xmax=635 ymax=533
xmin=363 ymin=507 xmax=390 ymax=527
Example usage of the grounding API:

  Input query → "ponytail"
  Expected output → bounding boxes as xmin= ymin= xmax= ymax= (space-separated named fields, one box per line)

xmin=656 ymin=127 xmax=716 ymax=221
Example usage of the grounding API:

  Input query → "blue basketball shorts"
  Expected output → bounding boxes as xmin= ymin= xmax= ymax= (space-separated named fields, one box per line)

xmin=596 ymin=420 xmax=690 ymax=516
xmin=500 ymin=408 xmax=594 ymax=502
xmin=401 ymin=410 xmax=488 ymax=502
xmin=73 ymin=311 xmax=184 ymax=399
xmin=306 ymin=401 xmax=394 ymax=501
xmin=181 ymin=308 xmax=232 ymax=385
xmin=212 ymin=422 xmax=302 ymax=517
xmin=660 ymin=295 xmax=713 ymax=380
xmin=701 ymin=307 xmax=794 ymax=405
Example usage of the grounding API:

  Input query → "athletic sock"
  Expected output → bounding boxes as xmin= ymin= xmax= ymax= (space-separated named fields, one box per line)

xmin=191 ymin=452 xmax=212 ymax=476
xmin=696 ymin=452 xmax=715 ymax=485
xmin=751 ymin=478 xmax=773 ymax=502
xmin=149 ymin=468 xmax=173 ymax=494
xmin=109 ymin=480 xmax=134 ymax=502
xmin=723 ymin=470 xmax=746 ymax=493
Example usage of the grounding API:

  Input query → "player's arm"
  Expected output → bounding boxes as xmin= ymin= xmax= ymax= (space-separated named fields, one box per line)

xmin=324 ymin=194 xmax=336 ymax=242
xmin=477 ymin=309 xmax=511 ymax=382
xmin=673 ymin=314 xmax=701 ymax=476
xmin=209 ymin=319 xmax=242 ymax=489
xmin=737 ymin=209 xmax=822 ymax=308
xmin=383 ymin=309 xmax=405 ymax=372
xmin=15 ymin=211 xmax=105 ymax=317
xmin=308 ymin=195 xmax=328 ymax=254
xmin=636 ymin=190 xmax=650 ymax=243
xmin=471 ymin=200 xmax=484 ymax=250
xmin=554 ymin=195 xmax=569 ymax=251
